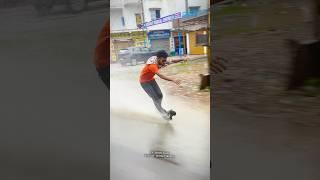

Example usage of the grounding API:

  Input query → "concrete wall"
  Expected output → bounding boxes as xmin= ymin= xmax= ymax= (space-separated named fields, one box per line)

xmin=110 ymin=9 xmax=125 ymax=31
xmin=188 ymin=31 xmax=205 ymax=55
xmin=188 ymin=0 xmax=209 ymax=10
xmin=111 ymin=0 xmax=209 ymax=31
xmin=142 ymin=0 xmax=208 ymax=30
xmin=123 ymin=4 xmax=143 ymax=30
xmin=143 ymin=0 xmax=184 ymax=30
xmin=143 ymin=0 xmax=172 ymax=30
xmin=110 ymin=0 xmax=123 ymax=9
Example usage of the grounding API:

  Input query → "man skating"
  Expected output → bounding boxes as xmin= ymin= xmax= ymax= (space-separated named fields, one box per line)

xmin=139 ymin=50 xmax=184 ymax=120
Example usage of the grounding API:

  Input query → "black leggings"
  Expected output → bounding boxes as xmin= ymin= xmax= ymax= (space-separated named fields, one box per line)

xmin=141 ymin=80 xmax=167 ymax=115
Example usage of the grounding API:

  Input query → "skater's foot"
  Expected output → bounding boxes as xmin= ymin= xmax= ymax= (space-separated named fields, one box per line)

xmin=168 ymin=110 xmax=176 ymax=120
xmin=161 ymin=112 xmax=171 ymax=120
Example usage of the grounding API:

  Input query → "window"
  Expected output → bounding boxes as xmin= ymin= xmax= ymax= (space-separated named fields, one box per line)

xmin=150 ymin=9 xmax=161 ymax=20
xmin=119 ymin=49 xmax=129 ymax=54
xmin=196 ymin=33 xmax=208 ymax=46
xmin=141 ymin=47 xmax=150 ymax=52
xmin=135 ymin=13 xmax=142 ymax=27
xmin=189 ymin=6 xmax=200 ymax=14
xmin=121 ymin=17 xmax=125 ymax=26
xmin=133 ymin=47 xmax=142 ymax=52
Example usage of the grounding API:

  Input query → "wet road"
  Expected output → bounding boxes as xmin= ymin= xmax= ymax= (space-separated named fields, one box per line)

xmin=110 ymin=64 xmax=211 ymax=180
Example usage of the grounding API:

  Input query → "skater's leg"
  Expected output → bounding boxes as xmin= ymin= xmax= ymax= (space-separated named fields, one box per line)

xmin=153 ymin=98 xmax=167 ymax=115
xmin=149 ymin=80 xmax=176 ymax=119
xmin=141 ymin=80 xmax=168 ymax=115
xmin=148 ymin=80 xmax=168 ymax=115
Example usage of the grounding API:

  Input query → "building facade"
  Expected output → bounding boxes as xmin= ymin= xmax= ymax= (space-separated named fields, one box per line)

xmin=110 ymin=0 xmax=146 ymax=62
xmin=173 ymin=9 xmax=209 ymax=55
xmin=142 ymin=0 xmax=209 ymax=55
xmin=110 ymin=0 xmax=209 ymax=61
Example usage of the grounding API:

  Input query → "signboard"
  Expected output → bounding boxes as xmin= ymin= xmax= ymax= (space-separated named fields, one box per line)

xmin=148 ymin=30 xmax=171 ymax=40
xmin=137 ymin=9 xmax=208 ymax=29
xmin=111 ymin=31 xmax=146 ymax=38
xmin=138 ymin=12 xmax=182 ymax=29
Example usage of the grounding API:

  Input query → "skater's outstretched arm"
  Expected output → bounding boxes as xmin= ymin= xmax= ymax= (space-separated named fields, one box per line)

xmin=166 ymin=57 xmax=188 ymax=65
xmin=156 ymin=72 xmax=181 ymax=85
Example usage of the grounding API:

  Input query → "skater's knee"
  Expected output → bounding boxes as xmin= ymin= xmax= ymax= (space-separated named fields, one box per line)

xmin=156 ymin=92 xmax=163 ymax=99
xmin=153 ymin=98 xmax=161 ymax=104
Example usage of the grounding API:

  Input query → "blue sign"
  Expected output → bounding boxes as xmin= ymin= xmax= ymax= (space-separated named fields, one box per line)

xmin=137 ymin=9 xmax=208 ymax=29
xmin=182 ymin=11 xmax=198 ymax=18
xmin=148 ymin=30 xmax=171 ymax=40
xmin=181 ymin=9 xmax=209 ymax=19
xmin=138 ymin=12 xmax=182 ymax=29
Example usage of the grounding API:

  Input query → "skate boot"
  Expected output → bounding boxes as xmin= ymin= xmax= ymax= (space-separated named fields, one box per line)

xmin=168 ymin=110 xmax=176 ymax=120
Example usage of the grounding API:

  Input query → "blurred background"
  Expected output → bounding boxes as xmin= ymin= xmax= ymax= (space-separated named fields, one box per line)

xmin=212 ymin=0 xmax=320 ymax=179
xmin=0 ymin=0 xmax=108 ymax=179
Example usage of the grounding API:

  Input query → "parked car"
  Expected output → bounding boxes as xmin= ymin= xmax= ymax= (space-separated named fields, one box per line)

xmin=118 ymin=47 xmax=157 ymax=66
xmin=32 ymin=0 xmax=103 ymax=16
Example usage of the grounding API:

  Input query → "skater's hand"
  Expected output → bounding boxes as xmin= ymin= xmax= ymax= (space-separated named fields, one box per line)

xmin=173 ymin=79 xmax=181 ymax=85
xmin=162 ymin=63 xmax=168 ymax=68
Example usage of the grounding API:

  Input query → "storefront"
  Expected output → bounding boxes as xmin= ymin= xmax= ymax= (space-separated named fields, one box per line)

xmin=188 ymin=28 xmax=208 ymax=55
xmin=111 ymin=30 xmax=147 ymax=62
xmin=111 ymin=39 xmax=134 ymax=62
xmin=172 ymin=9 xmax=209 ymax=55
xmin=147 ymin=30 xmax=171 ymax=53
xmin=171 ymin=31 xmax=187 ymax=55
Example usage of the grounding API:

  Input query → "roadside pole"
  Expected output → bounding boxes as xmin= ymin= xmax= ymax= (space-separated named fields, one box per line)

xmin=140 ymin=0 xmax=149 ymax=48
xmin=178 ymin=30 xmax=182 ymax=57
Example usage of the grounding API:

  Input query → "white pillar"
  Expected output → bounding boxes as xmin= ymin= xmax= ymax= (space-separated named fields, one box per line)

xmin=186 ymin=32 xmax=190 ymax=55
xmin=170 ymin=32 xmax=175 ymax=53
xmin=203 ymin=31 xmax=207 ymax=55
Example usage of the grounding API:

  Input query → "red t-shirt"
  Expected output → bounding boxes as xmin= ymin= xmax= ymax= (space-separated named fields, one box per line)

xmin=139 ymin=64 xmax=159 ymax=83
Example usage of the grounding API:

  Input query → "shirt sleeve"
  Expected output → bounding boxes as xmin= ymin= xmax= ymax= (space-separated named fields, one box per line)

xmin=149 ymin=64 xmax=159 ymax=74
